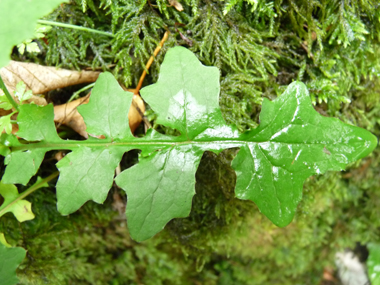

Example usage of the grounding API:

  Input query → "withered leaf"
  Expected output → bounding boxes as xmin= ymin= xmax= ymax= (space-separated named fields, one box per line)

xmin=54 ymin=95 xmax=90 ymax=138
xmin=169 ymin=0 xmax=183 ymax=11
xmin=0 ymin=61 xmax=100 ymax=105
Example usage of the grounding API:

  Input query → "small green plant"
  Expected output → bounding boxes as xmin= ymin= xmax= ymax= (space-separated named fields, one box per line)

xmin=17 ymin=25 xmax=52 ymax=55
xmin=1 ymin=46 xmax=377 ymax=242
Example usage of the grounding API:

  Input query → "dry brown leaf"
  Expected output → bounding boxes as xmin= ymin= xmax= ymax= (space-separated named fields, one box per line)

xmin=169 ymin=0 xmax=183 ymax=11
xmin=0 ymin=61 xmax=100 ymax=105
xmin=129 ymin=94 xmax=145 ymax=132
xmin=54 ymin=95 xmax=90 ymax=138
xmin=54 ymin=93 xmax=145 ymax=138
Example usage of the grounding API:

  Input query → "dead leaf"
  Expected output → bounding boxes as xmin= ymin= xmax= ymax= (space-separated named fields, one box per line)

xmin=54 ymin=94 xmax=90 ymax=138
xmin=129 ymin=94 xmax=145 ymax=132
xmin=0 ymin=61 xmax=100 ymax=105
xmin=169 ymin=0 xmax=183 ymax=11
xmin=54 ymin=92 xmax=145 ymax=138
xmin=54 ymin=151 xmax=66 ymax=161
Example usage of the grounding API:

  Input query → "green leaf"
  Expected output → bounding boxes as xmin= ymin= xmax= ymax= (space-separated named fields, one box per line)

xmin=0 ymin=233 xmax=12 ymax=248
xmin=0 ymin=243 xmax=26 ymax=285
xmin=0 ymin=113 xmax=14 ymax=135
xmin=232 ymin=82 xmax=377 ymax=226
xmin=56 ymin=72 xmax=134 ymax=214
xmin=34 ymin=24 xmax=52 ymax=38
xmin=0 ymin=181 xmax=35 ymax=222
xmin=0 ymin=0 xmax=68 ymax=68
xmin=56 ymin=147 xmax=124 ymax=214
xmin=2 ymin=104 xmax=60 ymax=185
xmin=0 ymin=90 xmax=13 ymax=111
xmin=3 ymin=149 xmax=46 ymax=185
xmin=16 ymin=24 xmax=51 ymax=55
xmin=368 ymin=243 xmax=380 ymax=285
xmin=140 ymin=46 xmax=224 ymax=140
xmin=14 ymin=82 xmax=33 ymax=102
xmin=16 ymin=43 xmax=27 ymax=55
xmin=17 ymin=104 xmax=60 ymax=142
xmin=115 ymin=145 xmax=204 ymax=242
xmin=0 ymin=47 xmax=377 ymax=242
xmin=77 ymin=72 xmax=134 ymax=140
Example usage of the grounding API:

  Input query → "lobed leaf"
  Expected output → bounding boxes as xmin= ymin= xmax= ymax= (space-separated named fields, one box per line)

xmin=232 ymin=82 xmax=377 ymax=226
xmin=0 ymin=181 xmax=35 ymax=222
xmin=57 ymin=73 xmax=135 ymax=214
xmin=115 ymin=145 xmax=204 ymax=242
xmin=0 ymin=113 xmax=13 ymax=135
xmin=141 ymin=46 xmax=225 ymax=140
xmin=56 ymin=147 xmax=124 ymax=214
xmin=77 ymin=72 xmax=134 ymax=140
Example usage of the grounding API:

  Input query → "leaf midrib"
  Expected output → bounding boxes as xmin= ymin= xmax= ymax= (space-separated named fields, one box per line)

xmin=10 ymin=138 xmax=344 ymax=152
xmin=10 ymin=139 xmax=246 ymax=151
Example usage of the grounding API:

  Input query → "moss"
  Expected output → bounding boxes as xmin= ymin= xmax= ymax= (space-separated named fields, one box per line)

xmin=3 ymin=0 xmax=380 ymax=283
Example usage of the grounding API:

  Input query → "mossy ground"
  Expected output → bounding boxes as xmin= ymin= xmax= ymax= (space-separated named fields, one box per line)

xmin=1 ymin=0 xmax=380 ymax=283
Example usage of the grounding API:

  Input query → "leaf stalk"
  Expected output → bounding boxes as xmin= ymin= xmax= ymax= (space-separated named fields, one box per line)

xmin=0 ymin=75 xmax=19 ymax=111
xmin=68 ymin=83 xmax=95 ymax=103
xmin=0 ymin=172 xmax=59 ymax=218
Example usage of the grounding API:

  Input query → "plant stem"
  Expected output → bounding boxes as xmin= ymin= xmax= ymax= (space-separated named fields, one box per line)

xmin=68 ymin=82 xmax=95 ymax=103
xmin=37 ymin=20 xmax=114 ymax=38
xmin=0 ymin=75 xmax=19 ymax=111
xmin=19 ymin=172 xmax=59 ymax=201
xmin=0 ymin=172 xmax=59 ymax=218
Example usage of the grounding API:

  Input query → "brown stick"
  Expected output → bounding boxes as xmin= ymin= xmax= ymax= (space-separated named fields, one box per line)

xmin=135 ymin=31 xmax=170 ymax=94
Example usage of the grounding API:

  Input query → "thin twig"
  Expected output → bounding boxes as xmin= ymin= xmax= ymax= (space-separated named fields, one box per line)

xmin=135 ymin=31 xmax=170 ymax=94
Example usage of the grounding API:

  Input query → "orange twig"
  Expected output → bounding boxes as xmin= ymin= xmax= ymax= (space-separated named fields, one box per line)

xmin=135 ymin=31 xmax=170 ymax=94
